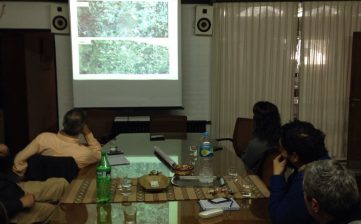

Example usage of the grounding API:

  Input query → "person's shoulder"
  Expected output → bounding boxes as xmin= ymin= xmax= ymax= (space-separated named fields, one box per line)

xmin=36 ymin=132 xmax=58 ymax=140
xmin=288 ymin=171 xmax=305 ymax=191
xmin=294 ymin=171 xmax=304 ymax=181
xmin=248 ymin=137 xmax=268 ymax=148
xmin=249 ymin=137 xmax=264 ymax=144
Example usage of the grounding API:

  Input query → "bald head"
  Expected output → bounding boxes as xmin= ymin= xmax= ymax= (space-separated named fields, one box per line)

xmin=62 ymin=108 xmax=86 ymax=136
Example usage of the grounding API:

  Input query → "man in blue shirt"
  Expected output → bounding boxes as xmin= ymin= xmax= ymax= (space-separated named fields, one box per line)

xmin=269 ymin=119 xmax=330 ymax=224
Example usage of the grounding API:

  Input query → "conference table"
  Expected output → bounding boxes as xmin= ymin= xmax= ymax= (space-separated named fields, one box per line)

xmin=50 ymin=133 xmax=271 ymax=224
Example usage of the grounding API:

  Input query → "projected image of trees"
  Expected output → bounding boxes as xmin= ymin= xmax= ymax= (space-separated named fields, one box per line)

xmin=78 ymin=1 xmax=168 ymax=38
xmin=77 ymin=0 xmax=170 ymax=76
xmin=72 ymin=0 xmax=177 ymax=78
xmin=79 ymin=40 xmax=169 ymax=74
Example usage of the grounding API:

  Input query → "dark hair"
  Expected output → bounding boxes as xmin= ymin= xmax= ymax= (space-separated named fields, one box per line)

xmin=253 ymin=101 xmax=281 ymax=146
xmin=281 ymin=119 xmax=328 ymax=164
xmin=62 ymin=108 xmax=87 ymax=136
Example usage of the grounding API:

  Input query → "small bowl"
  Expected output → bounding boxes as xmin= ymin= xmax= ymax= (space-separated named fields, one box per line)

xmin=139 ymin=172 xmax=169 ymax=192
xmin=172 ymin=164 xmax=194 ymax=176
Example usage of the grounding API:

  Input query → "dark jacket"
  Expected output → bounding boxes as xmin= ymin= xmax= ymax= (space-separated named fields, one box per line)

xmin=0 ymin=176 xmax=24 ymax=218
xmin=0 ymin=155 xmax=24 ymax=218
xmin=328 ymin=203 xmax=361 ymax=224
xmin=269 ymin=170 xmax=314 ymax=224
xmin=269 ymin=155 xmax=330 ymax=224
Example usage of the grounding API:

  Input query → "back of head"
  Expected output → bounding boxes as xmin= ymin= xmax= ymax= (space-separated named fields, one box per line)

xmin=62 ymin=108 xmax=86 ymax=136
xmin=303 ymin=160 xmax=359 ymax=218
xmin=253 ymin=101 xmax=281 ymax=145
xmin=281 ymin=119 xmax=328 ymax=164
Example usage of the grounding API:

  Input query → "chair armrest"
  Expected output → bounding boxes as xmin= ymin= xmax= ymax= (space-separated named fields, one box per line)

xmin=214 ymin=138 xmax=233 ymax=152
xmin=215 ymin=138 xmax=233 ymax=142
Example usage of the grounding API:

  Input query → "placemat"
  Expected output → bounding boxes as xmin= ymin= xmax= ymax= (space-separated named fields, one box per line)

xmin=61 ymin=175 xmax=270 ymax=203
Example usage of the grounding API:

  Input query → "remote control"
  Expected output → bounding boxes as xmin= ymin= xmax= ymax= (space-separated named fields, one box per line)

xmin=198 ymin=208 xmax=224 ymax=218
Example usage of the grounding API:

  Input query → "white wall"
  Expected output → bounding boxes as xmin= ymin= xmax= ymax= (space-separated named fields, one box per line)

xmin=0 ymin=2 xmax=50 ymax=29
xmin=54 ymin=35 xmax=73 ymax=121
xmin=180 ymin=5 xmax=212 ymax=121
xmin=0 ymin=2 xmax=212 ymax=124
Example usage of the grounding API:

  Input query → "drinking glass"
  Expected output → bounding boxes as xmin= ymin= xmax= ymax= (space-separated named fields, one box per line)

xmin=109 ymin=139 xmax=118 ymax=153
xmin=189 ymin=145 xmax=198 ymax=158
xmin=241 ymin=182 xmax=252 ymax=198
xmin=118 ymin=177 xmax=132 ymax=197
xmin=188 ymin=145 xmax=198 ymax=166
xmin=228 ymin=167 xmax=238 ymax=182
xmin=123 ymin=205 xmax=137 ymax=224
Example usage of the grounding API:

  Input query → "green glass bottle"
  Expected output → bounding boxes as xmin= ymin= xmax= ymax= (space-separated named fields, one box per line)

xmin=96 ymin=151 xmax=112 ymax=203
xmin=97 ymin=203 xmax=112 ymax=224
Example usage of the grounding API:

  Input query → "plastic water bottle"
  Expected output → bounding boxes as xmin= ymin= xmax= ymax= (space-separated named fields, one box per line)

xmin=96 ymin=151 xmax=112 ymax=203
xmin=199 ymin=131 xmax=214 ymax=184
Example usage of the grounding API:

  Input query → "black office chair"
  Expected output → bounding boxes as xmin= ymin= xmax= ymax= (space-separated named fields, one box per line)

xmin=85 ymin=108 xmax=117 ymax=144
xmin=216 ymin=118 xmax=254 ymax=158
xmin=256 ymin=148 xmax=280 ymax=188
xmin=25 ymin=155 xmax=79 ymax=182
xmin=0 ymin=201 xmax=8 ymax=224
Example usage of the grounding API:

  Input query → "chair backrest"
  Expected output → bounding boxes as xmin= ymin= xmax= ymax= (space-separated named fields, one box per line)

xmin=232 ymin=118 xmax=254 ymax=157
xmin=25 ymin=155 xmax=79 ymax=182
xmin=150 ymin=115 xmax=187 ymax=134
xmin=85 ymin=109 xmax=117 ymax=144
xmin=256 ymin=148 xmax=280 ymax=188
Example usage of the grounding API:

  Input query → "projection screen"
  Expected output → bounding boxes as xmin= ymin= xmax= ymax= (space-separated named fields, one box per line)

xmin=69 ymin=0 xmax=182 ymax=107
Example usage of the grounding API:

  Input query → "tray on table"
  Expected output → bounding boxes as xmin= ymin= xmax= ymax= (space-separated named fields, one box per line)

xmin=171 ymin=176 xmax=225 ymax=187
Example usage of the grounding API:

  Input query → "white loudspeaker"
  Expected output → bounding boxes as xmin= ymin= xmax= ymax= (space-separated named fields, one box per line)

xmin=50 ymin=3 xmax=70 ymax=34
xmin=194 ymin=5 xmax=213 ymax=36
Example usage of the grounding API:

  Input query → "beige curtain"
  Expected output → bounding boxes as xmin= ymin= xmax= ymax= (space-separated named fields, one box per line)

xmin=211 ymin=2 xmax=298 ymax=148
xmin=299 ymin=1 xmax=361 ymax=159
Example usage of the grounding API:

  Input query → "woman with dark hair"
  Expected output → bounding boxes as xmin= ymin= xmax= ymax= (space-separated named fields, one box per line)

xmin=242 ymin=101 xmax=281 ymax=172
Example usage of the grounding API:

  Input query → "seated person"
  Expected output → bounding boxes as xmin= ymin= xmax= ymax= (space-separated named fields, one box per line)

xmin=0 ymin=144 xmax=69 ymax=224
xmin=0 ymin=144 xmax=11 ymax=174
xmin=269 ymin=119 xmax=330 ymax=224
xmin=13 ymin=108 xmax=101 ymax=177
xmin=303 ymin=160 xmax=361 ymax=223
xmin=0 ymin=144 xmax=8 ymax=157
xmin=242 ymin=101 xmax=281 ymax=172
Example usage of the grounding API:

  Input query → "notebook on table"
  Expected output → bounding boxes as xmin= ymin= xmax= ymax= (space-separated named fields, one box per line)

xmin=199 ymin=198 xmax=240 ymax=211
xmin=107 ymin=154 xmax=130 ymax=166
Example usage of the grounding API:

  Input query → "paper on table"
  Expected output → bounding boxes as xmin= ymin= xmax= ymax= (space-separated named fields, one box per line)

xmin=199 ymin=198 xmax=240 ymax=211
xmin=154 ymin=146 xmax=176 ymax=168
xmin=107 ymin=154 xmax=130 ymax=166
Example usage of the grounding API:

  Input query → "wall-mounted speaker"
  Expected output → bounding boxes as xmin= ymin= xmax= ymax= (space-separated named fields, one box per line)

xmin=194 ymin=5 xmax=213 ymax=36
xmin=50 ymin=3 xmax=70 ymax=34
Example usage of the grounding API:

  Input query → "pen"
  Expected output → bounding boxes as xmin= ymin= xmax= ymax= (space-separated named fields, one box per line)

xmin=229 ymin=199 xmax=233 ymax=208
